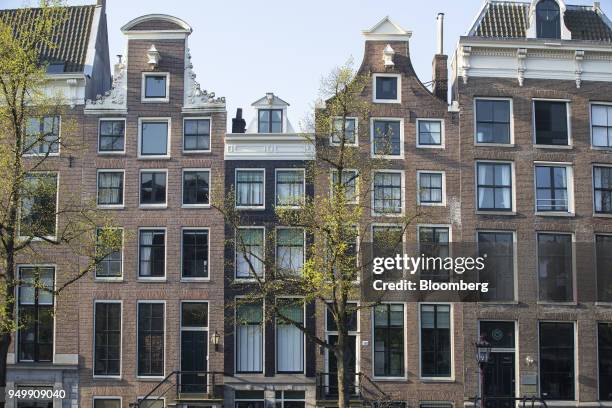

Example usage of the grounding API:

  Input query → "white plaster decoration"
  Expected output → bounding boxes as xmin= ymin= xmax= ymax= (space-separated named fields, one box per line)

xmin=225 ymin=134 xmax=315 ymax=161
xmin=66 ymin=78 xmax=78 ymax=108
xmin=461 ymin=45 xmax=472 ymax=84
xmin=362 ymin=16 xmax=412 ymax=42
xmin=85 ymin=60 xmax=127 ymax=114
xmin=183 ymin=48 xmax=226 ymax=111
xmin=147 ymin=44 xmax=161 ymax=68
xmin=517 ymin=48 xmax=528 ymax=86
xmin=383 ymin=44 xmax=395 ymax=67
xmin=575 ymin=50 xmax=584 ymax=88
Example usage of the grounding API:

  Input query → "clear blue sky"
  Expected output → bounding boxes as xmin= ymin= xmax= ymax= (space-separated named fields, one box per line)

xmin=3 ymin=0 xmax=605 ymax=129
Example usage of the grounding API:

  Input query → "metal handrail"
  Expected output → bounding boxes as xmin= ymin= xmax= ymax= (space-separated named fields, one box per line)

xmin=471 ymin=395 xmax=548 ymax=408
xmin=130 ymin=371 xmax=223 ymax=408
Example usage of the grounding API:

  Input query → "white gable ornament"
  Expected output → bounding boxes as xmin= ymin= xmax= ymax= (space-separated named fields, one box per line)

xmin=85 ymin=59 xmax=128 ymax=114
xmin=362 ymin=16 xmax=412 ymax=41
xmin=383 ymin=44 xmax=395 ymax=67
xmin=147 ymin=44 xmax=161 ymax=69
xmin=183 ymin=49 xmax=226 ymax=110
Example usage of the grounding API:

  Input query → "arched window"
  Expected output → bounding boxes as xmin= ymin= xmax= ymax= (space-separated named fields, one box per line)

xmin=536 ymin=0 xmax=561 ymax=39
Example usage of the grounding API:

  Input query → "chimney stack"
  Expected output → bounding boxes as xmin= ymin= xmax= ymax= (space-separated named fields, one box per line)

xmin=432 ymin=12 xmax=448 ymax=102
xmin=232 ymin=108 xmax=246 ymax=133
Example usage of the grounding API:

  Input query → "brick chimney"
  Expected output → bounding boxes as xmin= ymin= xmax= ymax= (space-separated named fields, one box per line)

xmin=432 ymin=13 xmax=448 ymax=102
xmin=232 ymin=108 xmax=246 ymax=133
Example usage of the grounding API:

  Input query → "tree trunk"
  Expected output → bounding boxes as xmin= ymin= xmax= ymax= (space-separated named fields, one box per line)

xmin=0 ymin=331 xmax=10 ymax=408
xmin=336 ymin=345 xmax=347 ymax=408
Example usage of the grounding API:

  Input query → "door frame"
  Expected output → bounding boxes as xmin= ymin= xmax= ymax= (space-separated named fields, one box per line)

xmin=324 ymin=302 xmax=360 ymax=392
xmin=180 ymin=300 xmax=210 ymax=392
xmin=477 ymin=320 xmax=519 ymax=401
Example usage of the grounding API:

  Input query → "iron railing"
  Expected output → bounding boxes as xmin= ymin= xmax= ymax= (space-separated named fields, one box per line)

xmin=471 ymin=396 xmax=548 ymax=408
xmin=129 ymin=371 xmax=224 ymax=407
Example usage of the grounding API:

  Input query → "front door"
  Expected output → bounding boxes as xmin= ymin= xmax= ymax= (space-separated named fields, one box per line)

xmin=327 ymin=335 xmax=357 ymax=397
xmin=484 ymin=352 xmax=515 ymax=408
xmin=181 ymin=331 xmax=208 ymax=393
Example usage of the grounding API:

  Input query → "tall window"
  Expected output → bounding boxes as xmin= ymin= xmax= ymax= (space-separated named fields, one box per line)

xmin=143 ymin=74 xmax=168 ymax=100
xmin=182 ymin=229 xmax=209 ymax=279
xmin=180 ymin=302 xmax=208 ymax=393
xmin=258 ymin=109 xmax=282 ymax=133
xmin=276 ymin=228 xmax=304 ymax=275
xmin=331 ymin=118 xmax=356 ymax=145
xmin=534 ymin=101 xmax=569 ymax=145
xmin=140 ymin=121 xmax=169 ymax=156
xmin=477 ymin=232 xmax=515 ymax=302
xmin=17 ymin=266 xmax=54 ymax=362
xmin=95 ymin=228 xmax=123 ymax=279
xmin=97 ymin=171 xmax=124 ymax=206
xmin=420 ymin=304 xmax=451 ymax=378
xmin=140 ymin=171 xmax=166 ymax=206
xmin=477 ymin=162 xmax=512 ymax=211
xmin=599 ymin=323 xmax=612 ymax=401
xmin=183 ymin=119 xmax=210 ymax=152
xmin=537 ymin=233 xmax=573 ymax=302
xmin=137 ymin=302 xmax=164 ymax=377
xmin=94 ymin=302 xmax=121 ymax=377
xmin=25 ymin=116 xmax=60 ymax=155
xmin=276 ymin=170 xmax=304 ymax=207
xmin=20 ymin=173 xmax=58 ymax=238
xmin=183 ymin=170 xmax=210 ymax=206
xmin=236 ymin=170 xmax=264 ymax=208
xmin=236 ymin=301 xmax=263 ymax=373
xmin=374 ymin=75 xmax=399 ymax=102
xmin=418 ymin=172 xmax=444 ymax=205
xmin=373 ymin=172 xmax=403 ymax=214
xmin=419 ymin=226 xmax=450 ymax=282
xmin=417 ymin=120 xmax=443 ymax=147
xmin=139 ymin=230 xmax=166 ymax=278
xmin=236 ymin=228 xmax=264 ymax=278
xmin=331 ymin=170 xmax=358 ymax=204
xmin=596 ymin=235 xmax=612 ymax=303
xmin=591 ymin=104 xmax=612 ymax=148
xmin=539 ymin=322 xmax=574 ymax=400
xmin=276 ymin=299 xmax=304 ymax=373
xmin=372 ymin=120 xmax=401 ymax=156
xmin=373 ymin=304 xmax=404 ymax=377
xmin=99 ymin=120 xmax=125 ymax=153
xmin=594 ymin=166 xmax=612 ymax=214
xmin=475 ymin=99 xmax=511 ymax=144
xmin=536 ymin=0 xmax=561 ymax=39
xmin=535 ymin=165 xmax=570 ymax=212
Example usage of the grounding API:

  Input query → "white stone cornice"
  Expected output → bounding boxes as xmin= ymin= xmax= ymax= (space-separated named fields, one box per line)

xmin=224 ymin=133 xmax=315 ymax=161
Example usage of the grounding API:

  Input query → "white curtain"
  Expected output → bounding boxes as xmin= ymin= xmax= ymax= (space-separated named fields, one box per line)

xmin=99 ymin=173 xmax=121 ymax=204
xmin=237 ymin=325 xmax=262 ymax=372
xmin=237 ymin=171 xmax=263 ymax=206
xmin=140 ymin=232 xmax=153 ymax=276
xmin=277 ymin=324 xmax=304 ymax=372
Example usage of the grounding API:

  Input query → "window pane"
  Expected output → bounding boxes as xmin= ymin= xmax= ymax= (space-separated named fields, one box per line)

xmin=477 ymin=232 xmax=514 ymax=301
xmin=181 ymin=302 xmax=208 ymax=327
xmin=140 ymin=172 xmax=166 ymax=205
xmin=138 ymin=303 xmax=164 ymax=376
xmin=94 ymin=303 xmax=121 ymax=376
xmin=373 ymin=120 xmax=401 ymax=156
xmin=536 ymin=0 xmax=561 ymax=39
xmin=594 ymin=167 xmax=612 ymax=214
xmin=236 ymin=170 xmax=264 ymax=207
xmin=537 ymin=233 xmax=573 ymax=302
xmin=536 ymin=166 xmax=568 ymax=212
xmin=145 ymin=75 xmax=167 ymax=98
xmin=539 ymin=322 xmax=574 ymax=399
xmin=139 ymin=230 xmax=166 ymax=277
xmin=480 ymin=321 xmax=515 ymax=349
xmin=24 ymin=116 xmax=60 ymax=154
xmin=418 ymin=120 xmax=442 ymax=145
xmin=99 ymin=120 xmax=125 ymax=152
xmin=276 ymin=170 xmax=304 ymax=206
xmin=182 ymin=230 xmax=209 ymax=278
xmin=599 ymin=323 xmax=612 ymax=401
xmin=477 ymin=163 xmax=512 ymax=211
xmin=375 ymin=76 xmax=398 ymax=100
xmin=20 ymin=173 xmax=58 ymax=237
xmin=276 ymin=228 xmax=304 ymax=274
xmin=535 ymin=101 xmax=568 ymax=145
xmin=421 ymin=304 xmax=451 ymax=377
xmin=184 ymin=119 xmax=210 ymax=151
xmin=98 ymin=172 xmax=123 ymax=206
xmin=141 ymin=122 xmax=168 ymax=155
xmin=183 ymin=171 xmax=210 ymax=205
xmin=236 ymin=228 xmax=264 ymax=277
xmin=236 ymin=301 xmax=263 ymax=372
xmin=96 ymin=229 xmax=123 ymax=278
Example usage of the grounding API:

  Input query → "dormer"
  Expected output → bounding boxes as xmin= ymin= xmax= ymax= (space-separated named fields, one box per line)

xmin=247 ymin=93 xmax=295 ymax=134
xmin=526 ymin=0 xmax=572 ymax=40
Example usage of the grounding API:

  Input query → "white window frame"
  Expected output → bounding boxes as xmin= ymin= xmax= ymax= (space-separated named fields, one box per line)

xmin=93 ymin=397 xmax=123 ymax=408
xmin=417 ymin=170 xmax=446 ymax=207
xmin=475 ymin=230 xmax=518 ymax=304
xmin=371 ymin=301 xmax=408 ymax=380
xmin=330 ymin=169 xmax=359 ymax=205
xmin=275 ymin=296 xmax=306 ymax=374
xmin=373 ymin=73 xmax=401 ymax=104
xmin=181 ymin=227 xmax=211 ymax=282
xmin=330 ymin=116 xmax=359 ymax=147
xmin=532 ymin=98 xmax=572 ymax=148
xmin=95 ymin=227 xmax=124 ymax=282
xmin=235 ymin=168 xmax=266 ymax=210
xmin=370 ymin=117 xmax=405 ymax=159
xmin=418 ymin=302 xmax=455 ymax=382
xmin=96 ymin=169 xmax=125 ymax=209
xmin=474 ymin=160 xmax=516 ymax=215
xmin=234 ymin=226 xmax=266 ymax=281
xmin=179 ymin=300 xmax=210 ymax=381
xmin=93 ymin=300 xmax=123 ymax=379
xmin=138 ymin=118 xmax=171 ymax=159
xmin=537 ymin=320 xmax=577 ymax=402
xmin=416 ymin=118 xmax=445 ymax=149
xmin=371 ymin=170 xmax=405 ymax=217
xmin=476 ymin=320 xmax=519 ymax=399
xmin=141 ymin=72 xmax=170 ymax=103
xmin=15 ymin=264 xmax=56 ymax=364
xmin=18 ymin=171 xmax=60 ymax=242
xmin=181 ymin=168 xmax=211 ymax=208
xmin=137 ymin=227 xmax=167 ymax=282
xmin=417 ymin=224 xmax=453 ymax=268
xmin=533 ymin=162 xmax=574 ymax=216
xmin=592 ymin=164 xmax=612 ymax=218
xmin=473 ymin=97 xmax=515 ymax=146
xmin=535 ymin=231 xmax=577 ymax=305
xmin=23 ymin=115 xmax=61 ymax=157
xmin=136 ymin=300 xmax=166 ymax=380
xmin=275 ymin=168 xmax=306 ymax=209
xmin=97 ymin=118 xmax=126 ymax=155
xmin=275 ymin=226 xmax=306 ymax=275
xmin=590 ymin=101 xmax=612 ymax=150
xmin=234 ymin=296 xmax=265 ymax=374
xmin=182 ymin=116 xmax=212 ymax=154
xmin=139 ymin=169 xmax=168 ymax=209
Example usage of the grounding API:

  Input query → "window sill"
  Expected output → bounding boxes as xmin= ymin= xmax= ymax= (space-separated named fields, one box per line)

xmin=137 ymin=277 xmax=167 ymax=282
xmin=140 ymin=98 xmax=169 ymax=104
xmin=94 ymin=277 xmax=124 ymax=282
xmin=475 ymin=210 xmax=515 ymax=216
xmin=419 ymin=377 xmax=455 ymax=383
xmin=97 ymin=151 xmax=126 ymax=155
xmin=533 ymin=144 xmax=572 ymax=149
xmin=139 ymin=205 xmax=168 ymax=210
xmin=477 ymin=300 xmax=519 ymax=306
xmin=416 ymin=144 xmax=445 ymax=149
xmin=537 ymin=301 xmax=577 ymax=306
xmin=475 ymin=143 xmax=515 ymax=148
xmin=234 ymin=278 xmax=264 ymax=283
xmin=23 ymin=153 xmax=60 ymax=158
xmin=235 ymin=206 xmax=266 ymax=211
xmin=418 ymin=202 xmax=446 ymax=207
xmin=137 ymin=156 xmax=171 ymax=160
xmin=535 ymin=211 xmax=574 ymax=217
xmin=275 ymin=205 xmax=304 ymax=210
xmin=371 ymin=211 xmax=405 ymax=218
xmin=593 ymin=212 xmax=612 ymax=218
xmin=371 ymin=154 xmax=405 ymax=160
xmin=181 ymin=277 xmax=211 ymax=282
xmin=182 ymin=204 xmax=211 ymax=209
xmin=182 ymin=149 xmax=212 ymax=154
xmin=93 ymin=375 xmax=122 ymax=380
xmin=370 ymin=376 xmax=408 ymax=382
xmin=591 ymin=146 xmax=612 ymax=151
xmin=373 ymin=99 xmax=401 ymax=104
xmin=137 ymin=376 xmax=166 ymax=381
xmin=594 ymin=302 xmax=612 ymax=307
xmin=97 ymin=205 xmax=125 ymax=210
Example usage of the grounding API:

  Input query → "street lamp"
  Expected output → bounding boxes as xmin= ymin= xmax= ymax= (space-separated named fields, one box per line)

xmin=211 ymin=330 xmax=220 ymax=351
xmin=475 ymin=336 xmax=491 ymax=408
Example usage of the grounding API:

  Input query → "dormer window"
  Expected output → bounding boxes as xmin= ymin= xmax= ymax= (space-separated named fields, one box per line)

xmin=142 ymin=73 xmax=169 ymax=102
xmin=536 ymin=0 xmax=561 ymax=39
xmin=258 ymin=109 xmax=282 ymax=133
